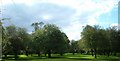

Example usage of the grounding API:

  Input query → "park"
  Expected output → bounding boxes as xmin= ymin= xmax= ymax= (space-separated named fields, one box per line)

xmin=1 ymin=22 xmax=120 ymax=61
xmin=2 ymin=53 xmax=120 ymax=61
xmin=0 ymin=0 xmax=120 ymax=61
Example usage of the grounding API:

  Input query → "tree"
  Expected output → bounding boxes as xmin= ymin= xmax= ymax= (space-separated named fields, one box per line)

xmin=61 ymin=32 xmax=70 ymax=54
xmin=31 ymin=22 xmax=44 ymax=31
xmin=55 ymin=32 xmax=69 ymax=56
xmin=80 ymin=25 xmax=102 ymax=58
xmin=43 ymin=24 xmax=68 ymax=58
xmin=17 ymin=27 xmax=31 ymax=56
xmin=107 ymin=27 xmax=119 ymax=56
xmin=70 ymin=40 xmax=79 ymax=55
xmin=32 ymin=29 xmax=45 ymax=56
xmin=6 ymin=26 xmax=19 ymax=59
xmin=0 ymin=18 xmax=10 ymax=58
xmin=5 ymin=25 xmax=28 ymax=59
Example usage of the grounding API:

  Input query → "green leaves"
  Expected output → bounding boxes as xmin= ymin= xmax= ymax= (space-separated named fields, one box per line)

xmin=31 ymin=22 xmax=44 ymax=31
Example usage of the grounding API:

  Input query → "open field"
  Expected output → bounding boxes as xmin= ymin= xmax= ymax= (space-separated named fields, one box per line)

xmin=2 ymin=53 xmax=120 ymax=61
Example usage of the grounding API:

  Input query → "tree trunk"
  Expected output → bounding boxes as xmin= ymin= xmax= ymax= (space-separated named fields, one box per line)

xmin=60 ymin=53 xmax=63 ymax=56
xmin=45 ymin=53 xmax=47 ymax=56
xmin=87 ymin=51 xmax=89 ymax=54
xmin=30 ymin=51 xmax=33 ymax=56
xmin=15 ymin=53 xmax=18 ymax=59
xmin=113 ymin=52 xmax=116 ymax=56
xmin=103 ymin=50 xmax=105 ymax=55
xmin=38 ymin=52 xmax=40 ymax=56
xmin=108 ymin=52 xmax=110 ymax=57
xmin=91 ymin=49 xmax=94 ymax=56
xmin=94 ymin=48 xmax=97 ymax=58
xmin=107 ymin=50 xmax=110 ymax=57
xmin=81 ymin=51 xmax=82 ymax=54
xmin=73 ymin=52 xmax=75 ymax=55
xmin=48 ymin=50 xmax=51 ymax=58
xmin=25 ymin=50 xmax=29 ymax=56
xmin=4 ymin=54 xmax=7 ymax=58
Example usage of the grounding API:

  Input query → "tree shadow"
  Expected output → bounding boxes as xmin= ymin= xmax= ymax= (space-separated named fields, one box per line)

xmin=2 ymin=54 xmax=120 ymax=61
xmin=2 ymin=55 xmax=93 ymax=60
xmin=2 ymin=56 xmax=47 ymax=61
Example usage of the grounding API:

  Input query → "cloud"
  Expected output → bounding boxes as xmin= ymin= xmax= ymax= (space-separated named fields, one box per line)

xmin=1 ymin=0 xmax=118 ymax=40
xmin=110 ymin=23 xmax=119 ymax=27
xmin=2 ymin=3 xmax=76 ymax=34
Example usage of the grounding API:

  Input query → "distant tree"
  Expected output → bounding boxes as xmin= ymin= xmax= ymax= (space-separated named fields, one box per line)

xmin=97 ymin=28 xmax=110 ymax=56
xmin=31 ymin=22 xmax=44 ymax=31
xmin=107 ymin=27 xmax=119 ymax=56
xmin=70 ymin=40 xmax=79 ymax=55
xmin=61 ymin=32 xmax=70 ymax=54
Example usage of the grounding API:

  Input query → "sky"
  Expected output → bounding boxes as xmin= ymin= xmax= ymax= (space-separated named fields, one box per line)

xmin=0 ymin=0 xmax=119 ymax=40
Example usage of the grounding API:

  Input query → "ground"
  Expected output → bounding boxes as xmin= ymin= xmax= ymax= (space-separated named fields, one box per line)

xmin=2 ymin=53 xmax=120 ymax=61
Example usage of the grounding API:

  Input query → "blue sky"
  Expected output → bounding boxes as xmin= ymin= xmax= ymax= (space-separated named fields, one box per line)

xmin=0 ymin=0 xmax=119 ymax=40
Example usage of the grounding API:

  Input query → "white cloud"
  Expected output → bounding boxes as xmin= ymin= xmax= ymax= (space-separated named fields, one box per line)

xmin=2 ymin=0 xmax=118 ymax=40
xmin=110 ymin=23 xmax=119 ymax=27
xmin=110 ymin=23 xmax=120 ymax=30
xmin=62 ymin=20 xmax=85 ymax=40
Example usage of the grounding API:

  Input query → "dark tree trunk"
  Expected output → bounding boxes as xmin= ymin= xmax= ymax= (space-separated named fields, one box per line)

xmin=91 ymin=49 xmax=94 ymax=56
xmin=15 ymin=53 xmax=18 ymax=59
xmin=38 ymin=52 xmax=40 ymax=56
xmin=60 ymin=53 xmax=63 ymax=56
xmin=108 ymin=52 xmax=110 ymax=57
xmin=31 ymin=54 xmax=33 ymax=56
xmin=110 ymin=51 xmax=112 ymax=55
xmin=30 ymin=51 xmax=33 ymax=56
xmin=4 ymin=54 xmax=7 ymax=58
xmin=73 ymin=52 xmax=75 ymax=55
xmin=107 ymin=50 xmax=110 ymax=57
xmin=99 ymin=52 xmax=102 ymax=55
xmin=45 ymin=53 xmax=47 ymax=56
xmin=81 ymin=52 xmax=82 ymax=54
xmin=103 ymin=50 xmax=105 ymax=55
xmin=48 ymin=50 xmax=51 ymax=58
xmin=94 ymin=48 xmax=97 ymax=58
xmin=113 ymin=52 xmax=116 ymax=56
xmin=87 ymin=51 xmax=89 ymax=54
xmin=25 ymin=50 xmax=29 ymax=56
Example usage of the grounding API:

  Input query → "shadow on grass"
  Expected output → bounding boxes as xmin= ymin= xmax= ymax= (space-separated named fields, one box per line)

xmin=2 ymin=54 xmax=120 ymax=61
xmin=2 ymin=56 xmax=47 ymax=61
xmin=2 ymin=56 xmax=93 ymax=61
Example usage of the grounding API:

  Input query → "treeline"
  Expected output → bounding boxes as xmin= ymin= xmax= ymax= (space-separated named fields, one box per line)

xmin=78 ymin=25 xmax=120 ymax=58
xmin=1 ymin=21 xmax=120 ymax=59
xmin=2 ymin=22 xmax=71 ymax=59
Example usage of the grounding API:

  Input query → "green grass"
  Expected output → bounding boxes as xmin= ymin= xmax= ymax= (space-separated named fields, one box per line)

xmin=2 ymin=53 xmax=120 ymax=61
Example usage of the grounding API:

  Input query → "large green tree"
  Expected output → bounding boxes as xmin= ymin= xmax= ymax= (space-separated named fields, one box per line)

xmin=17 ymin=27 xmax=31 ymax=56
xmin=32 ymin=29 xmax=45 ymax=56
xmin=43 ymin=24 xmax=68 ymax=58
xmin=80 ymin=25 xmax=102 ymax=58
xmin=5 ymin=25 xmax=29 ymax=59
xmin=0 ymin=18 xmax=10 ymax=58
xmin=107 ymin=27 xmax=119 ymax=56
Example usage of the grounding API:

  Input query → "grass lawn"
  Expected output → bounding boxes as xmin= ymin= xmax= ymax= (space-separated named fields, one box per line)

xmin=2 ymin=53 xmax=120 ymax=61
